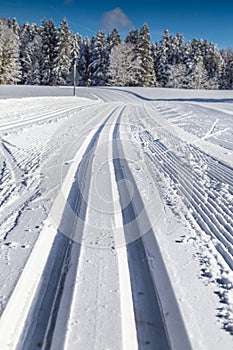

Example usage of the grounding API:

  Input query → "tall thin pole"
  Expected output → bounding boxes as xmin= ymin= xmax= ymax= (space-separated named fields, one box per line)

xmin=73 ymin=58 xmax=77 ymax=97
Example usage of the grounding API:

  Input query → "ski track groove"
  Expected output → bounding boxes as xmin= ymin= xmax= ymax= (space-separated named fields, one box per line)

xmin=152 ymin=103 xmax=233 ymax=152
xmin=0 ymin=103 xmax=96 ymax=132
xmin=135 ymin=107 xmax=233 ymax=272
xmin=15 ymin=104 xmax=128 ymax=350
xmin=113 ymin=118 xmax=171 ymax=350
xmin=113 ymin=110 xmax=191 ymax=350
xmin=146 ymin=136 xmax=233 ymax=259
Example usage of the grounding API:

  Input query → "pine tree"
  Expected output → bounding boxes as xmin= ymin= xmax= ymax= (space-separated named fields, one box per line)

xmin=204 ymin=42 xmax=224 ymax=89
xmin=187 ymin=56 xmax=208 ymax=89
xmin=52 ymin=18 xmax=72 ymax=85
xmin=154 ymin=30 xmax=172 ymax=87
xmin=151 ymin=42 xmax=159 ymax=71
xmin=107 ymin=28 xmax=121 ymax=50
xmin=137 ymin=23 xmax=156 ymax=86
xmin=156 ymin=57 xmax=172 ymax=87
xmin=78 ymin=36 xmax=91 ymax=86
xmin=19 ymin=21 xmax=33 ymax=83
xmin=30 ymin=23 xmax=40 ymax=39
xmin=169 ymin=33 xmax=185 ymax=65
xmin=183 ymin=39 xmax=205 ymax=88
xmin=89 ymin=30 xmax=108 ymax=86
xmin=221 ymin=49 xmax=233 ymax=89
xmin=70 ymin=33 xmax=81 ymax=85
xmin=0 ymin=20 xmax=21 ymax=84
xmin=40 ymin=18 xmax=58 ymax=85
xmin=9 ymin=17 xmax=20 ymax=36
xmin=19 ymin=21 xmax=32 ymax=50
xmin=106 ymin=28 xmax=121 ymax=85
xmin=161 ymin=29 xmax=172 ymax=56
xmin=22 ymin=34 xmax=42 ymax=85
xmin=125 ymin=28 xmax=139 ymax=46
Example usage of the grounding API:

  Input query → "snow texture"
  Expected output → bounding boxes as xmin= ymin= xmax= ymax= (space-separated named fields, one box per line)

xmin=0 ymin=86 xmax=232 ymax=350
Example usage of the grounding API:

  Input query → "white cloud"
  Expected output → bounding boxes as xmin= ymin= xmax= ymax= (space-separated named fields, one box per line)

xmin=101 ymin=8 xmax=132 ymax=30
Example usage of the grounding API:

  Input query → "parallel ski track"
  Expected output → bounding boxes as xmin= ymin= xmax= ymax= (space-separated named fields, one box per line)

xmin=143 ymin=104 xmax=233 ymax=193
xmin=13 ymin=102 xmax=183 ymax=350
xmin=16 ymin=105 xmax=120 ymax=350
xmin=92 ymin=89 xmax=135 ymax=103
xmin=0 ymin=102 xmax=105 ymax=243
xmin=0 ymin=103 xmax=95 ymax=132
xmin=113 ymin=113 xmax=191 ymax=350
xmin=153 ymin=103 xmax=233 ymax=152
xmin=137 ymin=108 xmax=233 ymax=271
xmin=113 ymin=122 xmax=172 ymax=350
xmin=154 ymin=102 xmax=233 ymax=120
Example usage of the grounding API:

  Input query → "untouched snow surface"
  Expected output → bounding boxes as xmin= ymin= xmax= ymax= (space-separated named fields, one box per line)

xmin=0 ymin=86 xmax=232 ymax=349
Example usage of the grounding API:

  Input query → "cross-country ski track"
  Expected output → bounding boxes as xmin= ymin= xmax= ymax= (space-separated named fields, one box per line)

xmin=0 ymin=86 xmax=232 ymax=349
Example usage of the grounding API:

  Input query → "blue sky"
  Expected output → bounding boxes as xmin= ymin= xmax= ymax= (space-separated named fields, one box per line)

xmin=1 ymin=0 xmax=232 ymax=48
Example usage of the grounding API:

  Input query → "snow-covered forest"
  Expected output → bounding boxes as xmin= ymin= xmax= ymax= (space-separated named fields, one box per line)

xmin=0 ymin=17 xmax=232 ymax=89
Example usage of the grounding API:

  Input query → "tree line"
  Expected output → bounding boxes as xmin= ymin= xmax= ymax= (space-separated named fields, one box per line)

xmin=0 ymin=17 xmax=232 ymax=89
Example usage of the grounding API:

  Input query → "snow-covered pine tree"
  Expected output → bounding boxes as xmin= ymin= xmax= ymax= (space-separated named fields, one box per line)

xmin=199 ymin=39 xmax=209 ymax=63
xmin=182 ymin=40 xmax=193 ymax=87
xmin=221 ymin=49 xmax=233 ymax=89
xmin=137 ymin=23 xmax=156 ymax=86
xmin=156 ymin=56 xmax=172 ymax=87
xmin=151 ymin=42 xmax=159 ymax=72
xmin=19 ymin=21 xmax=32 ymax=49
xmin=154 ymin=30 xmax=172 ymax=87
xmin=161 ymin=29 xmax=172 ymax=55
xmin=155 ymin=29 xmax=173 ymax=87
xmin=188 ymin=56 xmax=207 ymax=89
xmin=89 ymin=30 xmax=108 ymax=86
xmin=19 ymin=21 xmax=34 ymax=84
xmin=154 ymin=31 xmax=186 ymax=88
xmin=164 ymin=30 xmax=187 ymax=87
xmin=106 ymin=28 xmax=121 ymax=85
xmin=204 ymin=42 xmax=224 ymax=89
xmin=125 ymin=28 xmax=139 ymax=46
xmin=108 ymin=41 xmax=142 ymax=86
xmin=107 ymin=28 xmax=121 ymax=50
xmin=0 ymin=20 xmax=21 ymax=84
xmin=70 ymin=33 xmax=81 ymax=86
xmin=52 ymin=18 xmax=72 ymax=86
xmin=33 ymin=58 xmax=41 ymax=85
xmin=169 ymin=33 xmax=185 ymax=65
xmin=19 ymin=22 xmax=42 ymax=85
xmin=22 ymin=33 xmax=43 ymax=85
xmin=183 ymin=39 xmax=205 ymax=89
xmin=40 ymin=18 xmax=58 ymax=85
xmin=30 ymin=23 xmax=40 ymax=38
xmin=9 ymin=17 xmax=20 ymax=36
xmin=78 ymin=36 xmax=91 ymax=86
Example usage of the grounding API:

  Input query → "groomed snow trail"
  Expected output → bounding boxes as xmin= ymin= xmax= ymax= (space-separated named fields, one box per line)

xmin=1 ymin=103 xmax=190 ymax=350
xmin=0 ymin=86 xmax=232 ymax=349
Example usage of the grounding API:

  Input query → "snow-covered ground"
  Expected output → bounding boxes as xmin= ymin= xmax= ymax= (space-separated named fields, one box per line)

xmin=0 ymin=86 xmax=232 ymax=349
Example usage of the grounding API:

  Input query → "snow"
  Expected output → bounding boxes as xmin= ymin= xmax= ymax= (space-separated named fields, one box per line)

xmin=0 ymin=85 xmax=232 ymax=349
